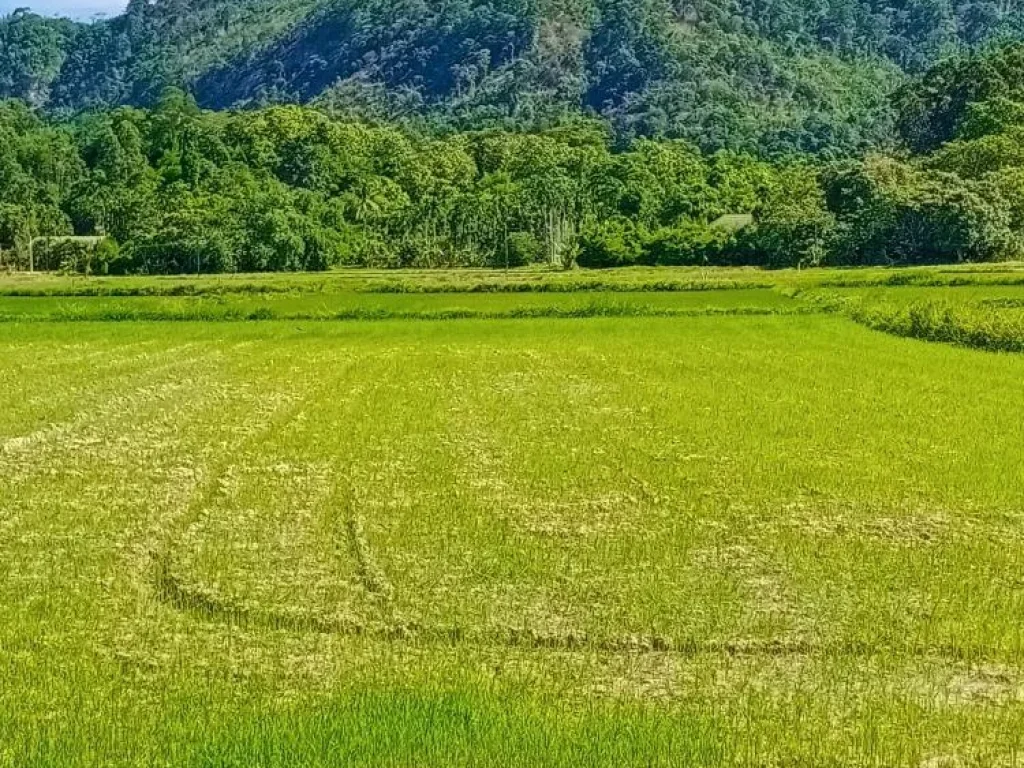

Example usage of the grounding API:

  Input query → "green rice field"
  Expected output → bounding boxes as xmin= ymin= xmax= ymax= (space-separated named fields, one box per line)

xmin=2 ymin=266 xmax=1024 ymax=766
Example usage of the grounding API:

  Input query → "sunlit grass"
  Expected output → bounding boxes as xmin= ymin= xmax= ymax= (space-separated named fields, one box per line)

xmin=2 ymin=271 xmax=1024 ymax=765
xmin=2 ymin=262 xmax=1024 ymax=298
xmin=0 ymin=288 xmax=802 ymax=322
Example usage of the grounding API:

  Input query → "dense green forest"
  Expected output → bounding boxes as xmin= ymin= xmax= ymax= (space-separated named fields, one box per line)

xmin=3 ymin=0 xmax=1024 ymax=155
xmin=2 ymin=1 xmax=1024 ymax=273
xmin=3 ymin=36 xmax=1024 ymax=274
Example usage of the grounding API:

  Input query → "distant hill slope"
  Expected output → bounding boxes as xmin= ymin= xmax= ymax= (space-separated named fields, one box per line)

xmin=2 ymin=0 xmax=1023 ymax=154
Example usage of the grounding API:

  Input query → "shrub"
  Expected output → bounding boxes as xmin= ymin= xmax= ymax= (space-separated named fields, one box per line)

xmin=576 ymin=218 xmax=646 ymax=268
xmin=503 ymin=231 xmax=546 ymax=267
xmin=643 ymin=223 xmax=730 ymax=266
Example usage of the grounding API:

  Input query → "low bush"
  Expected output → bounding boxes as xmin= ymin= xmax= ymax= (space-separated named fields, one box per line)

xmin=851 ymin=300 xmax=1024 ymax=352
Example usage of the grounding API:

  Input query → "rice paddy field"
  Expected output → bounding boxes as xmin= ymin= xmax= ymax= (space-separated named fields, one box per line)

xmin=2 ymin=265 xmax=1024 ymax=766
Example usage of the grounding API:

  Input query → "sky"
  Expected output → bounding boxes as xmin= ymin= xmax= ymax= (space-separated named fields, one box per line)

xmin=0 ymin=0 xmax=127 ymax=19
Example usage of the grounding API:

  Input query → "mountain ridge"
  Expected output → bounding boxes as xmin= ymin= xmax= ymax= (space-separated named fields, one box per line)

xmin=1 ymin=0 xmax=1023 ymax=154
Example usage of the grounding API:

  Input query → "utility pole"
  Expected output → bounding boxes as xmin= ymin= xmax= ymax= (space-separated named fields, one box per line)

xmin=27 ymin=236 xmax=48 ymax=273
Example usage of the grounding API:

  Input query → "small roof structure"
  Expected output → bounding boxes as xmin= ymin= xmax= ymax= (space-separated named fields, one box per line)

xmin=710 ymin=213 xmax=754 ymax=232
xmin=33 ymin=236 xmax=106 ymax=246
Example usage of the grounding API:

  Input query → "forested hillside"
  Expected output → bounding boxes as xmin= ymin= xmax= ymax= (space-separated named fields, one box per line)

xmin=2 ymin=0 xmax=1023 ymax=155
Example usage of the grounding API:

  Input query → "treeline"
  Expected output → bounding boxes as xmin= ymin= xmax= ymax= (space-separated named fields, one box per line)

xmin=2 ymin=42 xmax=1024 ymax=274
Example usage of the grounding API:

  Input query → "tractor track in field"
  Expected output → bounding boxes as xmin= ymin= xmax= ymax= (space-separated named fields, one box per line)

xmin=1 ymin=346 xmax=217 ymax=462
xmin=134 ymin=364 xmax=1021 ymax=665
xmin=149 ymin=494 xmax=1021 ymax=665
xmin=153 ymin=548 xmax=1021 ymax=662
